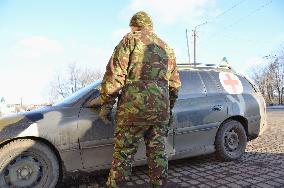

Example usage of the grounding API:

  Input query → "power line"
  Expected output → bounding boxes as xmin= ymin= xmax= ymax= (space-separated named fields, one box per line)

xmin=190 ymin=0 xmax=274 ymax=63
xmin=190 ymin=0 xmax=249 ymax=64
xmin=202 ymin=0 xmax=274 ymax=42
xmin=225 ymin=0 xmax=273 ymax=30
xmin=214 ymin=33 xmax=275 ymax=45
xmin=206 ymin=0 xmax=248 ymax=24
xmin=191 ymin=0 xmax=248 ymax=31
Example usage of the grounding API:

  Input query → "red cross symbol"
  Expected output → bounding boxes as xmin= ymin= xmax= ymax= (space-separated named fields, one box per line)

xmin=223 ymin=73 xmax=239 ymax=93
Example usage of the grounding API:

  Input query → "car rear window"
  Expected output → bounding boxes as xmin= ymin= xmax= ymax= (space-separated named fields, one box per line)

xmin=201 ymin=71 xmax=258 ymax=94
xmin=237 ymin=75 xmax=258 ymax=94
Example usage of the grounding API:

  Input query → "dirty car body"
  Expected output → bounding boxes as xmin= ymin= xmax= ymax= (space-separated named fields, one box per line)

xmin=0 ymin=67 xmax=267 ymax=187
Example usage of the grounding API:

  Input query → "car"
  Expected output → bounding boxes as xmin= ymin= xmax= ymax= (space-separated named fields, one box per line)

xmin=0 ymin=65 xmax=267 ymax=188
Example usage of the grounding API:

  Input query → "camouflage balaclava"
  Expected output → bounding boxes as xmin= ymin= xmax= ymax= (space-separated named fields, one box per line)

xmin=129 ymin=11 xmax=153 ymax=29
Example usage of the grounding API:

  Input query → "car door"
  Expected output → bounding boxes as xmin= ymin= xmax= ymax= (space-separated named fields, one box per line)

xmin=75 ymin=89 xmax=114 ymax=169
xmin=198 ymin=71 xmax=228 ymax=124
xmin=77 ymin=85 xmax=175 ymax=170
xmin=46 ymin=106 xmax=83 ymax=171
xmin=173 ymin=70 xmax=226 ymax=156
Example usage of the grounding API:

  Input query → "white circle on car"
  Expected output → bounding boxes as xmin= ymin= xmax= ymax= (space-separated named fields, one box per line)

xmin=219 ymin=72 xmax=243 ymax=94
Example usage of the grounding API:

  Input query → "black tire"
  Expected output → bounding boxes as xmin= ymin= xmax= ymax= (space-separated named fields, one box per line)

xmin=215 ymin=120 xmax=247 ymax=161
xmin=0 ymin=139 xmax=60 ymax=188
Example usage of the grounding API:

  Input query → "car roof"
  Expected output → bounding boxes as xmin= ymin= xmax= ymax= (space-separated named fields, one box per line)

xmin=177 ymin=64 xmax=237 ymax=74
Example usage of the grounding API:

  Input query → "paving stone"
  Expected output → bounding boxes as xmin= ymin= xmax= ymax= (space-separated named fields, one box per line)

xmin=259 ymin=174 xmax=274 ymax=179
xmin=215 ymin=179 xmax=230 ymax=185
xmin=231 ymin=175 xmax=244 ymax=180
xmin=205 ymin=175 xmax=217 ymax=180
xmin=126 ymin=182 xmax=134 ymax=186
xmin=215 ymin=173 xmax=226 ymax=178
xmin=131 ymin=176 xmax=139 ymax=181
xmin=235 ymin=180 xmax=251 ymax=186
xmin=187 ymin=179 xmax=200 ymax=185
xmin=196 ymin=178 xmax=210 ymax=184
xmin=180 ymin=170 xmax=191 ymax=175
xmin=205 ymin=181 xmax=219 ymax=187
xmin=267 ymin=172 xmax=281 ymax=178
xmin=189 ymin=174 xmax=200 ymax=179
xmin=265 ymin=180 xmax=283 ymax=186
xmin=274 ymin=178 xmax=284 ymax=184
xmin=135 ymin=180 xmax=145 ymax=185
xmin=245 ymin=178 xmax=260 ymax=184
xmin=197 ymin=184 xmax=211 ymax=188
xmin=179 ymin=182 xmax=190 ymax=187
xmin=171 ymin=178 xmax=182 ymax=183
xmin=253 ymin=176 xmax=266 ymax=182
xmin=224 ymin=177 xmax=237 ymax=182
xmin=79 ymin=185 xmax=87 ymax=188
xmin=87 ymin=183 xmax=99 ymax=188
xmin=139 ymin=174 xmax=148 ymax=179
xmin=172 ymin=172 xmax=182 ymax=177
xmin=227 ymin=183 xmax=242 ymax=188
xmin=253 ymin=183 xmax=274 ymax=188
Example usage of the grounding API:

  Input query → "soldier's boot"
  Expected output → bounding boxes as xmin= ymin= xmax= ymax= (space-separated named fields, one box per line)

xmin=149 ymin=178 xmax=167 ymax=188
xmin=106 ymin=179 xmax=128 ymax=188
xmin=106 ymin=170 xmax=132 ymax=188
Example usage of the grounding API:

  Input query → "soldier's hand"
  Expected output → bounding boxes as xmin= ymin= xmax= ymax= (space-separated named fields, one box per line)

xmin=166 ymin=112 xmax=173 ymax=137
xmin=100 ymin=114 xmax=112 ymax=125
xmin=86 ymin=96 xmax=102 ymax=108
xmin=99 ymin=106 xmax=112 ymax=125
xmin=167 ymin=111 xmax=174 ymax=136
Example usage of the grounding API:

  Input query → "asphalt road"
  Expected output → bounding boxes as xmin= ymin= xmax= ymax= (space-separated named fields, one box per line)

xmin=67 ymin=109 xmax=284 ymax=188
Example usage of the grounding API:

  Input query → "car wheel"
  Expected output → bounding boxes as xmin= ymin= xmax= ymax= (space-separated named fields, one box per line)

xmin=0 ymin=139 xmax=60 ymax=188
xmin=215 ymin=120 xmax=247 ymax=161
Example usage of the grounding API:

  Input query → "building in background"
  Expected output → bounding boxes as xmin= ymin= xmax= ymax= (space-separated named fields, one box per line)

xmin=0 ymin=97 xmax=47 ymax=117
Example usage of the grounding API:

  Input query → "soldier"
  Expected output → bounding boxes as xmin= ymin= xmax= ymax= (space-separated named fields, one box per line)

xmin=99 ymin=11 xmax=181 ymax=188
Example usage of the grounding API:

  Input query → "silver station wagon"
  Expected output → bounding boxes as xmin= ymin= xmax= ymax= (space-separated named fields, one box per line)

xmin=0 ymin=65 xmax=267 ymax=188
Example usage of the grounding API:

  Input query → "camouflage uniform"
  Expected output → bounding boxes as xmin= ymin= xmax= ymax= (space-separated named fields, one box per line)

xmin=99 ymin=11 xmax=181 ymax=188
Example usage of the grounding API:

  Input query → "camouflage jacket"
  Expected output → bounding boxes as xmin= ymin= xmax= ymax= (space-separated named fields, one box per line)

xmin=100 ymin=29 xmax=181 ymax=125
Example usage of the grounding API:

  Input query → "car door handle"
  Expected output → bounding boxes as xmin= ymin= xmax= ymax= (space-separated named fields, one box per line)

xmin=212 ymin=105 xmax=223 ymax=111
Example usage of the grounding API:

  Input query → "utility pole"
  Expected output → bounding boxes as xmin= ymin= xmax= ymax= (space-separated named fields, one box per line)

xmin=74 ymin=77 xmax=77 ymax=92
xmin=186 ymin=29 xmax=191 ymax=64
xmin=192 ymin=21 xmax=208 ymax=67
xmin=193 ymin=29 xmax=197 ymax=66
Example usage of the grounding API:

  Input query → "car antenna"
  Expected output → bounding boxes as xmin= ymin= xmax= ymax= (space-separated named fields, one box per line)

xmin=186 ymin=29 xmax=191 ymax=65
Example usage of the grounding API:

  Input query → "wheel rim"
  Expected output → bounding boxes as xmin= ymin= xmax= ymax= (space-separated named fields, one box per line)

xmin=4 ymin=155 xmax=43 ymax=187
xmin=224 ymin=128 xmax=240 ymax=152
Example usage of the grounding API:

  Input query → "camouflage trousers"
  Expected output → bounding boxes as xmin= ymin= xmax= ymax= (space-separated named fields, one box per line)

xmin=106 ymin=123 xmax=168 ymax=188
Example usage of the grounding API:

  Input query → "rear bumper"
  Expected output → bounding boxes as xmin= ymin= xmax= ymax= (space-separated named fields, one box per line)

xmin=247 ymin=113 xmax=267 ymax=140
xmin=259 ymin=111 xmax=267 ymax=136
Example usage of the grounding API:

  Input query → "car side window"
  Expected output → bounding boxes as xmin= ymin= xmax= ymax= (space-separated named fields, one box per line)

xmin=199 ymin=71 xmax=224 ymax=94
xmin=178 ymin=70 xmax=206 ymax=98
xmin=82 ymin=89 xmax=100 ymax=107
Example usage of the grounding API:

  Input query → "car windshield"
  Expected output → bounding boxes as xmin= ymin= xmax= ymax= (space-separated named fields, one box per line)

xmin=53 ymin=79 xmax=102 ymax=106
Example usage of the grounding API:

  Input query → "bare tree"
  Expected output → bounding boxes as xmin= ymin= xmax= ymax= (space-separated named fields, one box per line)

xmin=266 ymin=63 xmax=277 ymax=104
xmin=251 ymin=67 xmax=265 ymax=95
xmin=251 ymin=65 xmax=275 ymax=104
xmin=273 ymin=56 xmax=284 ymax=104
xmin=251 ymin=48 xmax=284 ymax=105
xmin=48 ymin=63 xmax=101 ymax=103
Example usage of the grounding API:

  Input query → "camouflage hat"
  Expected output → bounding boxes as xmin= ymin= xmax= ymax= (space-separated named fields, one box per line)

xmin=129 ymin=11 xmax=153 ymax=29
